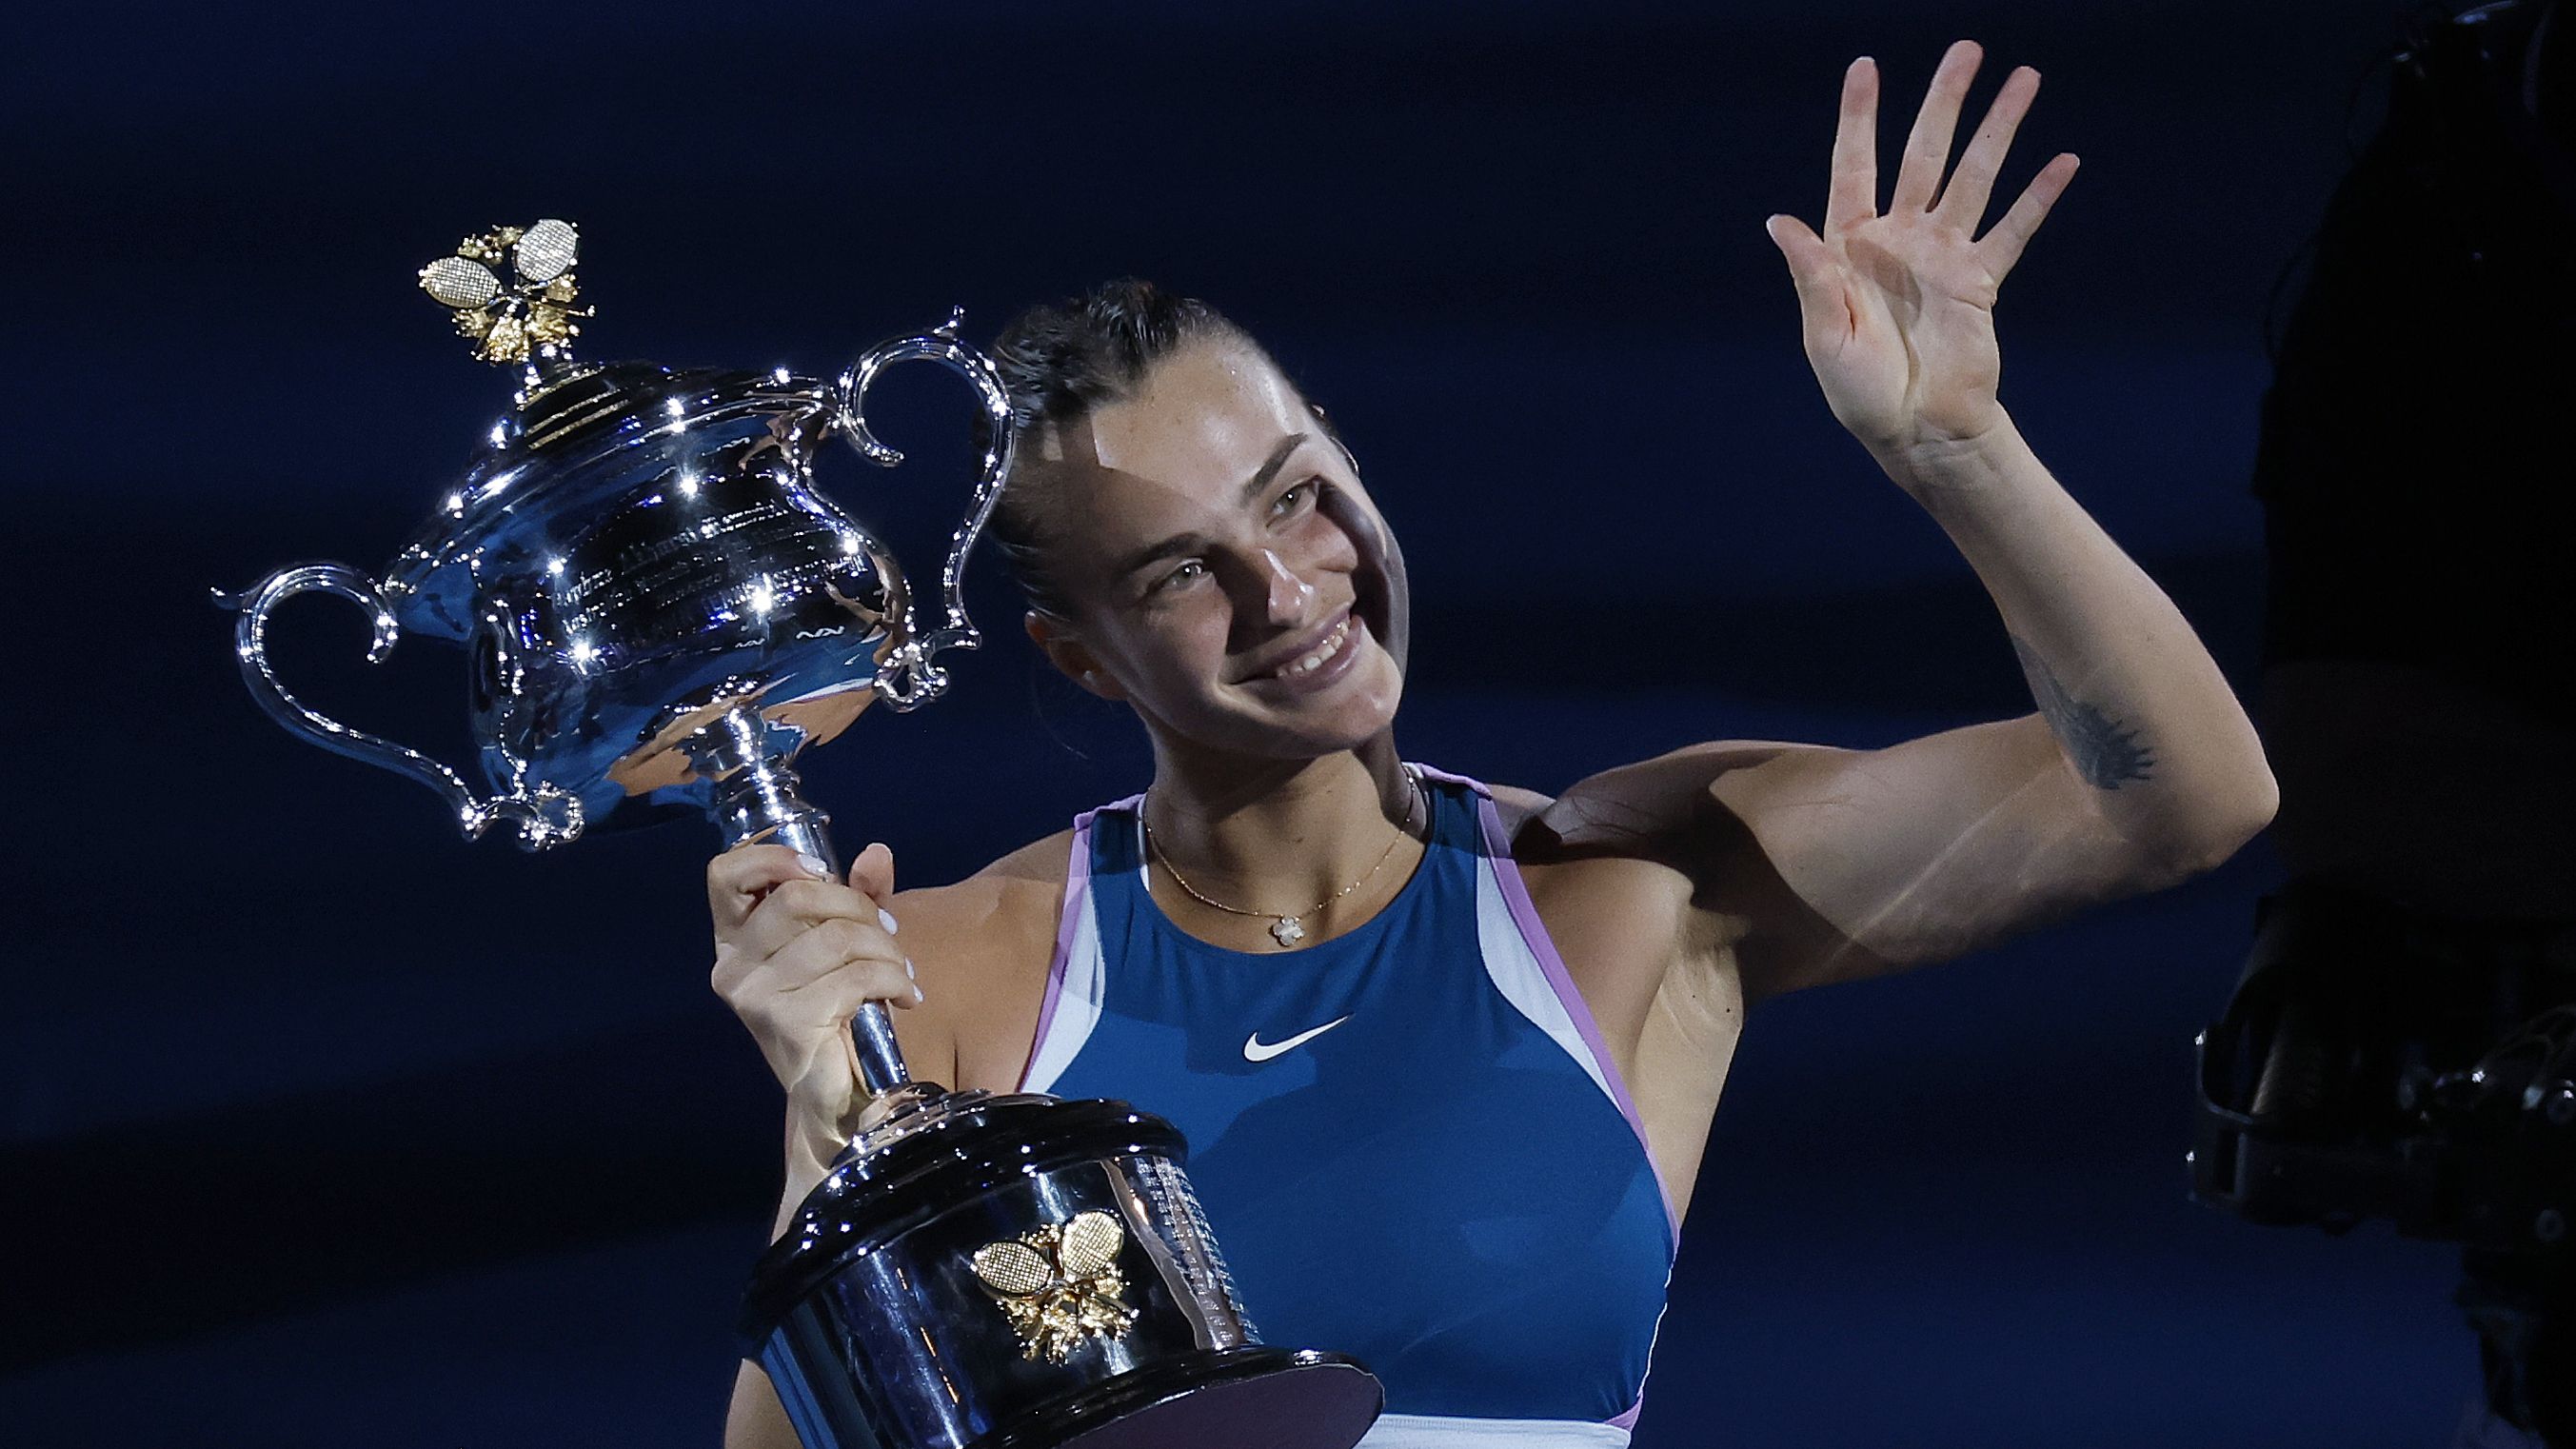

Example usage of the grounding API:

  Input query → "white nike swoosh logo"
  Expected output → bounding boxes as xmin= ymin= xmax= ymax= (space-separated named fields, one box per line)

xmin=1243 ymin=1015 xmax=1352 ymax=1063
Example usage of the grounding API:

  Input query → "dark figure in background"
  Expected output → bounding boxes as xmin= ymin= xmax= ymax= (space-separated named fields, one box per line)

xmin=2195 ymin=3 xmax=2576 ymax=1444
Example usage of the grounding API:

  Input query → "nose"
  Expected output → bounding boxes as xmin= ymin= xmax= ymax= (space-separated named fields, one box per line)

xmin=1261 ymin=547 xmax=1317 ymax=626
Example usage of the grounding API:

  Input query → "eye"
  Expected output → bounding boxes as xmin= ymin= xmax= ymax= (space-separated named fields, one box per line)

xmin=1270 ymin=480 xmax=1318 ymax=519
xmin=1151 ymin=559 xmax=1207 ymax=595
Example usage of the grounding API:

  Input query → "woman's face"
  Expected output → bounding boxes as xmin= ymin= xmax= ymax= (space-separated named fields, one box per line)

xmin=1031 ymin=339 xmax=1404 ymax=761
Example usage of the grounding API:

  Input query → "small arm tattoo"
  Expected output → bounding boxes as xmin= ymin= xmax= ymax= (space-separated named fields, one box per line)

xmin=2011 ymin=635 xmax=2156 ymax=789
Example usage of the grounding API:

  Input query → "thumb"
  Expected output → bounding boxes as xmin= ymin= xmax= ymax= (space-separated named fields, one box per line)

xmin=1763 ymin=214 xmax=1851 ymax=345
xmin=846 ymin=841 xmax=896 ymax=905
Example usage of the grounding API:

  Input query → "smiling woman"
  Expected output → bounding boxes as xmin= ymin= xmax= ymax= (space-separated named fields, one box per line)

xmin=707 ymin=39 xmax=2278 ymax=1449
xmin=988 ymin=284 xmax=1408 ymax=768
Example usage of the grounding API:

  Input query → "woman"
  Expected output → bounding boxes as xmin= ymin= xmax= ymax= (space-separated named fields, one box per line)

xmin=715 ymin=41 xmax=2276 ymax=1447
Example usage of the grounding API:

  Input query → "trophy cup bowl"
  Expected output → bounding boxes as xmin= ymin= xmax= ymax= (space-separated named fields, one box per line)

xmin=215 ymin=222 xmax=1381 ymax=1449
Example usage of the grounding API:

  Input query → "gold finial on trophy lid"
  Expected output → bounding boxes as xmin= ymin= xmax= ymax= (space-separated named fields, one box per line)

xmin=418 ymin=219 xmax=592 ymax=366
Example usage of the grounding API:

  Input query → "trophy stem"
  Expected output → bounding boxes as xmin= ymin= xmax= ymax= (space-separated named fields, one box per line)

xmin=695 ymin=706 xmax=912 ymax=1099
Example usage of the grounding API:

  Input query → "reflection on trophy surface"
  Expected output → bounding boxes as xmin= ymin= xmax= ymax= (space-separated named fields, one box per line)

xmin=215 ymin=220 xmax=1381 ymax=1449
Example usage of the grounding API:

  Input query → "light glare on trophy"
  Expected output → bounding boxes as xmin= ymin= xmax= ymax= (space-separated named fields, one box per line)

xmin=216 ymin=221 xmax=1381 ymax=1449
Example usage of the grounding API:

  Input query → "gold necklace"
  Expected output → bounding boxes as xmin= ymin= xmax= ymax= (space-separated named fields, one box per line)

xmin=1141 ymin=769 xmax=1423 ymax=949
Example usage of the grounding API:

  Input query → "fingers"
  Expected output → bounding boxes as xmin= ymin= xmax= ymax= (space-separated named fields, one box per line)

xmin=1935 ymin=65 xmax=2040 ymax=231
xmin=733 ymin=876 xmax=896 ymax=964
xmin=1824 ymin=56 xmax=1879 ymax=233
xmin=759 ymin=919 xmax=919 ymax=1007
xmin=1975 ymin=151 xmax=2080 ymax=281
xmin=1763 ymin=213 xmax=1852 ymax=351
xmin=711 ymin=914 xmax=919 ymax=1040
xmin=712 ymin=917 xmax=919 ymax=1130
xmin=707 ymin=843 xmax=819 ymax=933
xmin=1888 ymin=39 xmax=1983 ymax=215
xmin=706 ymin=840 xmax=920 ymax=1141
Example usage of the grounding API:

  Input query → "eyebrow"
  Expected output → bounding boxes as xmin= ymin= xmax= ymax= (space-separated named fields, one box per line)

xmin=1238 ymin=431 xmax=1310 ymax=506
xmin=1108 ymin=432 xmax=1312 ymax=583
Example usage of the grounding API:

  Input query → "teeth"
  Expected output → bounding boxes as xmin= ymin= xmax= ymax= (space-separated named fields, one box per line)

xmin=1278 ymin=617 xmax=1349 ymax=678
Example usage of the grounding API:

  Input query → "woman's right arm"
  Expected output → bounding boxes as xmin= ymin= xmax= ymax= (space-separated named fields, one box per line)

xmin=705 ymin=839 xmax=947 ymax=1448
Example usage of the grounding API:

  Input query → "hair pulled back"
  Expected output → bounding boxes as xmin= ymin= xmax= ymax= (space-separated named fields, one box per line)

xmin=986 ymin=279 xmax=1254 ymax=620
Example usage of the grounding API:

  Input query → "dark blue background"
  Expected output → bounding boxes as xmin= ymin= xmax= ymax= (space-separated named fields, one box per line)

xmin=2 ymin=3 xmax=2477 ymax=1444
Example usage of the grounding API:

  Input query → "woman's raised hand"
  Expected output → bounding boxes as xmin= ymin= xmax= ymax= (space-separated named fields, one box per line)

xmin=1764 ymin=40 xmax=2080 ymax=463
xmin=709 ymin=840 xmax=919 ymax=1170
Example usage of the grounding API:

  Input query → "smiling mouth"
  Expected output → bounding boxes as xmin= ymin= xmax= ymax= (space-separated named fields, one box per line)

xmin=1270 ymin=611 xmax=1352 ymax=681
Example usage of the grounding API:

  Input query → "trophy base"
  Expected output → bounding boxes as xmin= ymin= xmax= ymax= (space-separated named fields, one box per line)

xmin=985 ymin=1347 xmax=1380 ymax=1449
xmin=746 ymin=1092 xmax=1383 ymax=1449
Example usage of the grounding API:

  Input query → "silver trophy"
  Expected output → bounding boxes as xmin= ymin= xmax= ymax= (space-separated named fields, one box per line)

xmin=216 ymin=222 xmax=1380 ymax=1449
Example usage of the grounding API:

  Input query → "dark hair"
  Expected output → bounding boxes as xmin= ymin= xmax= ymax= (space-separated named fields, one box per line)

xmin=987 ymin=279 xmax=1256 ymax=620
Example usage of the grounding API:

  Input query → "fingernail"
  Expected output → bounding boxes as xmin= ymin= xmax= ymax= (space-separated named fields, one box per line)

xmin=910 ymin=981 xmax=924 ymax=1003
xmin=796 ymin=853 xmax=833 ymax=879
xmin=879 ymin=907 xmax=900 ymax=934
xmin=904 ymin=957 xmax=917 ymax=981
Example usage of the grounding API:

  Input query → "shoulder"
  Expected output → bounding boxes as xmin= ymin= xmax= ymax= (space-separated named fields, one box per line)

xmin=980 ymin=827 xmax=1081 ymax=889
xmin=1476 ymin=738 xmax=1827 ymax=867
xmin=889 ymin=826 xmax=1081 ymax=1093
xmin=1485 ymin=782 xmax=1555 ymax=840
xmin=1410 ymin=768 xmax=1554 ymax=844
xmin=890 ymin=828 xmax=1075 ymax=952
xmin=1551 ymin=739 xmax=1834 ymax=841
xmin=1478 ymin=739 xmax=1846 ymax=961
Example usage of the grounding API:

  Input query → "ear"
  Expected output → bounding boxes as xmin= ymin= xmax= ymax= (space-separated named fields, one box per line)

xmin=1025 ymin=610 xmax=1127 ymax=701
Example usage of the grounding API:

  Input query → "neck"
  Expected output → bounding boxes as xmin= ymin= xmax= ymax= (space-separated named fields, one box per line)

xmin=1140 ymin=733 xmax=1419 ymax=912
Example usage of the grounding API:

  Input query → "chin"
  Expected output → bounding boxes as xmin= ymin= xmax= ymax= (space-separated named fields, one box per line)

xmin=1282 ymin=658 xmax=1404 ymax=755
xmin=1278 ymin=639 xmax=1406 ymax=755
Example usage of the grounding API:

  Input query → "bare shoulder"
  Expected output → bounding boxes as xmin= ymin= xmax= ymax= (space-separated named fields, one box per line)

xmin=1525 ymin=738 xmax=1899 ymax=1007
xmin=885 ymin=826 xmax=1062 ymax=901
xmin=1483 ymin=769 xmax=1706 ymax=949
xmin=1538 ymin=739 xmax=1830 ymax=845
xmin=887 ymin=828 xmax=1076 ymax=1094
xmin=887 ymin=829 xmax=1071 ymax=967
xmin=1475 ymin=740 xmax=1820 ymax=882
xmin=1485 ymin=782 xmax=1556 ymax=839
xmin=1488 ymin=738 xmax=1844 ymax=978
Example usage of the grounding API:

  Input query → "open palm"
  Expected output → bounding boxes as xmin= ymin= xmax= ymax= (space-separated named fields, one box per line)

xmin=1767 ymin=41 xmax=2081 ymax=460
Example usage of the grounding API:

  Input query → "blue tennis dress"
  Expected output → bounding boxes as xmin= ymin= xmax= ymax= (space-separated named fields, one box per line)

xmin=1020 ymin=766 xmax=1678 ymax=1447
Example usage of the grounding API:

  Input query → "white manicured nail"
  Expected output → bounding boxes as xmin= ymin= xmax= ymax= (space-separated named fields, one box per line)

xmin=796 ymin=853 xmax=833 ymax=880
xmin=879 ymin=908 xmax=899 ymax=934
xmin=904 ymin=957 xmax=917 ymax=981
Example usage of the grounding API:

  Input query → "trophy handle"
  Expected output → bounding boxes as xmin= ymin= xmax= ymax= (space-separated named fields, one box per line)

xmin=211 ymin=564 xmax=583 ymax=847
xmin=830 ymin=307 xmax=1018 ymax=711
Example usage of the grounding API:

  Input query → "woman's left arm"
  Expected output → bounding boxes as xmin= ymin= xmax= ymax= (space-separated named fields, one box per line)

xmin=1546 ymin=42 xmax=2273 ymax=1002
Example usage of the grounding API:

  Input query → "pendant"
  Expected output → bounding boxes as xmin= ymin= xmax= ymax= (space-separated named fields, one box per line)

xmin=1269 ymin=915 xmax=1307 ymax=948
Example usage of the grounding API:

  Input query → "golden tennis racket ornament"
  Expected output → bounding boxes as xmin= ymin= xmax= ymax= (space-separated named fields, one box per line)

xmin=972 ymin=1212 xmax=1140 ymax=1364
